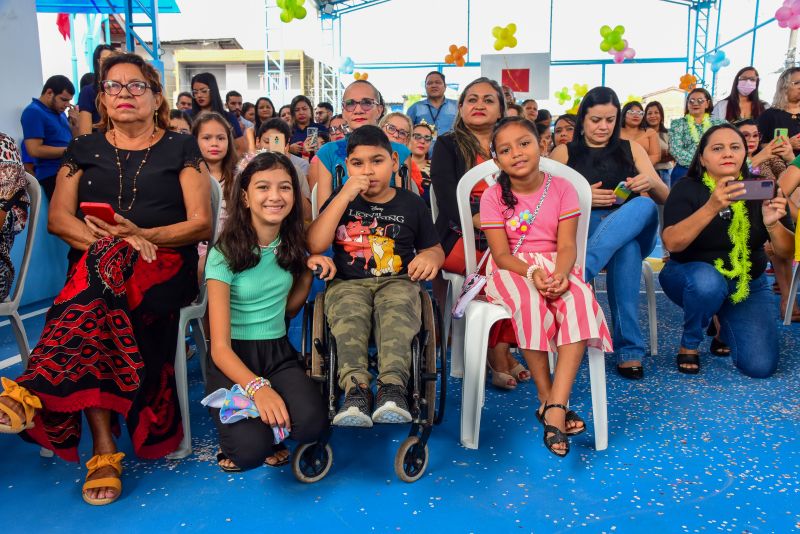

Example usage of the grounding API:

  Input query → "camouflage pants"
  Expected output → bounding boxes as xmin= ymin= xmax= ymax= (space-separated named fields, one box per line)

xmin=324 ymin=275 xmax=421 ymax=392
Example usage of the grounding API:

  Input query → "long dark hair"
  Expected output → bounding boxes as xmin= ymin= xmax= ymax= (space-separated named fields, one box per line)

xmin=217 ymin=152 xmax=306 ymax=275
xmin=621 ymin=101 xmax=646 ymax=130
xmin=573 ymin=86 xmax=633 ymax=168
xmin=686 ymin=123 xmax=752 ymax=181
xmin=192 ymin=111 xmax=239 ymax=203
xmin=490 ymin=116 xmax=540 ymax=217
xmin=254 ymin=96 xmax=277 ymax=132
xmin=449 ymin=77 xmax=506 ymax=170
xmin=190 ymin=72 xmax=226 ymax=115
xmin=725 ymin=66 xmax=765 ymax=121
xmin=88 ymin=44 xmax=116 ymax=90
xmin=644 ymin=101 xmax=667 ymax=134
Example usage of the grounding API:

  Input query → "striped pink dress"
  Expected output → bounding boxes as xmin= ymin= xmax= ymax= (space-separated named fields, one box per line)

xmin=480 ymin=175 xmax=612 ymax=353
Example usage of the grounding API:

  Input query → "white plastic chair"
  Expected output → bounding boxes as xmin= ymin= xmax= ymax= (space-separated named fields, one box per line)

xmin=458 ymin=158 xmax=608 ymax=451
xmin=169 ymin=178 xmax=222 ymax=459
xmin=783 ymin=233 xmax=800 ymax=326
xmin=1 ymin=174 xmax=41 ymax=369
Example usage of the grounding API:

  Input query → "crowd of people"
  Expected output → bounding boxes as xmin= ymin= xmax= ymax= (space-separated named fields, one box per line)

xmin=0 ymin=44 xmax=797 ymax=503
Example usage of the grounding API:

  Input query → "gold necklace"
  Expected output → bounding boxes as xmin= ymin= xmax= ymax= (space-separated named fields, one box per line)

xmin=112 ymin=127 xmax=156 ymax=212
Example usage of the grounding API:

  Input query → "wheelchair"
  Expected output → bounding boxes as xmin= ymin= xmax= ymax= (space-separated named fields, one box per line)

xmin=292 ymin=285 xmax=447 ymax=484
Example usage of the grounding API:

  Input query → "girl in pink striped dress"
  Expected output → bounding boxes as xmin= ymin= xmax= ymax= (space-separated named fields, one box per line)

xmin=480 ymin=117 xmax=612 ymax=458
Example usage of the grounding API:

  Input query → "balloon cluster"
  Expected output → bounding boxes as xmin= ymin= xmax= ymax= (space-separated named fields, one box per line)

xmin=492 ymin=24 xmax=518 ymax=51
xmin=277 ymin=0 xmax=307 ymax=23
xmin=624 ymin=95 xmax=641 ymax=106
xmin=339 ymin=56 xmax=355 ymax=74
xmin=709 ymin=50 xmax=730 ymax=73
xmin=554 ymin=87 xmax=571 ymax=105
xmin=599 ymin=25 xmax=626 ymax=52
xmin=354 ymin=72 xmax=369 ymax=81
xmin=679 ymin=73 xmax=697 ymax=92
xmin=610 ymin=39 xmax=636 ymax=64
xmin=572 ymin=83 xmax=588 ymax=98
xmin=776 ymin=0 xmax=800 ymax=29
xmin=445 ymin=45 xmax=468 ymax=67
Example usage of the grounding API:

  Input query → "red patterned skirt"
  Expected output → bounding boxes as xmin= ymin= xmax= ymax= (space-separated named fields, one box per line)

xmin=16 ymin=237 xmax=198 ymax=462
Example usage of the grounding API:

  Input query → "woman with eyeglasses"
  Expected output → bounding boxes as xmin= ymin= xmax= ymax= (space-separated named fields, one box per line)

xmin=310 ymin=80 xmax=411 ymax=207
xmin=0 ymin=53 xmax=211 ymax=505
xmin=620 ymin=101 xmax=660 ymax=166
xmin=328 ymin=114 xmax=348 ymax=142
xmin=190 ymin=72 xmax=246 ymax=154
xmin=551 ymin=86 xmax=668 ymax=380
xmin=380 ymin=112 xmax=427 ymax=193
xmin=669 ymin=88 xmax=726 ymax=183
xmin=407 ymin=120 xmax=436 ymax=197
xmin=712 ymin=67 xmax=768 ymax=123
xmin=660 ymin=124 xmax=792 ymax=377
xmin=168 ymin=109 xmax=192 ymax=135
xmin=758 ymin=67 xmax=800 ymax=153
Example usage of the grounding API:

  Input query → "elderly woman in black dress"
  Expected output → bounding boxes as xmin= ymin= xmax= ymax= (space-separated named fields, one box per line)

xmin=0 ymin=53 xmax=211 ymax=506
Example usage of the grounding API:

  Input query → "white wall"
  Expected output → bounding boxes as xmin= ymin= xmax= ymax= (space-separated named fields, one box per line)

xmin=0 ymin=0 xmax=43 ymax=140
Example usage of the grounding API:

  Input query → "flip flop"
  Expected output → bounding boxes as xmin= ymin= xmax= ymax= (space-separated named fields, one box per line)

xmin=264 ymin=443 xmax=290 ymax=468
xmin=216 ymin=451 xmax=242 ymax=473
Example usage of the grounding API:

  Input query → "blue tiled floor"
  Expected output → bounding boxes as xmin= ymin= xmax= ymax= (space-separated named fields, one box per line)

xmin=2 ymin=277 xmax=799 ymax=533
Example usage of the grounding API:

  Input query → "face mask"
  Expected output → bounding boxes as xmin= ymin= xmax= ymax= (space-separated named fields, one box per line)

xmin=737 ymin=80 xmax=757 ymax=96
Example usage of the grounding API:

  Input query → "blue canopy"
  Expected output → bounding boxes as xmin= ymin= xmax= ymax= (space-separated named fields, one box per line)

xmin=35 ymin=0 xmax=179 ymax=14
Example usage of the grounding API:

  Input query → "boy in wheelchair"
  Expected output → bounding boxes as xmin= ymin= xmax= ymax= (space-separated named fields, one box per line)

xmin=307 ymin=125 xmax=444 ymax=427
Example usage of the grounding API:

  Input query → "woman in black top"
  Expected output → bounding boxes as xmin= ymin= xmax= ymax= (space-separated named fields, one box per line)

xmin=758 ymin=67 xmax=800 ymax=153
xmin=660 ymin=124 xmax=793 ymax=377
xmin=551 ymin=87 xmax=668 ymax=380
xmin=0 ymin=53 xmax=211 ymax=506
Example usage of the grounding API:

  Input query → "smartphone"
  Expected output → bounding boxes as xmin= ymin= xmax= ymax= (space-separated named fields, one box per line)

xmin=268 ymin=134 xmax=285 ymax=153
xmin=613 ymin=181 xmax=633 ymax=205
xmin=80 ymin=202 xmax=118 ymax=225
xmin=775 ymin=127 xmax=789 ymax=139
xmin=738 ymin=178 xmax=775 ymax=201
xmin=306 ymin=127 xmax=319 ymax=150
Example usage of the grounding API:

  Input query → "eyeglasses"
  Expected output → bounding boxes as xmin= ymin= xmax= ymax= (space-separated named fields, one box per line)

xmin=738 ymin=76 xmax=759 ymax=82
xmin=343 ymin=98 xmax=379 ymax=112
xmin=626 ymin=110 xmax=644 ymax=117
xmin=192 ymin=88 xmax=210 ymax=96
xmin=169 ymin=126 xmax=191 ymax=135
xmin=383 ymin=123 xmax=409 ymax=140
xmin=687 ymin=97 xmax=707 ymax=105
xmin=330 ymin=124 xmax=350 ymax=135
xmin=101 ymin=80 xmax=153 ymax=96
xmin=412 ymin=132 xmax=433 ymax=142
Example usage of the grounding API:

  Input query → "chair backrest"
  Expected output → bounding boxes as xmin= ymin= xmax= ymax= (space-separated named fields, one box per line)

xmin=6 ymin=174 xmax=42 ymax=307
xmin=429 ymin=184 xmax=439 ymax=222
xmin=455 ymin=157 xmax=592 ymax=275
xmin=311 ymin=183 xmax=319 ymax=220
xmin=195 ymin=177 xmax=223 ymax=307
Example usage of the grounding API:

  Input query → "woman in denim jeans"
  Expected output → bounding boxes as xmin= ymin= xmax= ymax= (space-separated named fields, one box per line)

xmin=551 ymin=87 xmax=669 ymax=379
xmin=660 ymin=124 xmax=793 ymax=376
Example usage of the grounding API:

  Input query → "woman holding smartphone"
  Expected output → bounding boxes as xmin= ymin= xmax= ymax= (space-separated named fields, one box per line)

xmin=660 ymin=124 xmax=793 ymax=377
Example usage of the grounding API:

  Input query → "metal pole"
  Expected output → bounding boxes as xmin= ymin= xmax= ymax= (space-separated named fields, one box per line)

xmin=750 ymin=0 xmax=760 ymax=65
xmin=601 ymin=63 xmax=606 ymax=86
xmin=787 ymin=29 xmax=798 ymax=70
xmin=685 ymin=5 xmax=691 ymax=73
xmin=125 ymin=0 xmax=134 ymax=52
xmin=548 ymin=0 xmax=554 ymax=60
xmin=150 ymin=0 xmax=163 ymax=79
xmin=69 ymin=14 xmax=79 ymax=94
xmin=466 ymin=0 xmax=471 ymax=63
xmin=104 ymin=14 xmax=111 ymax=44
xmin=711 ymin=0 xmax=723 ymax=96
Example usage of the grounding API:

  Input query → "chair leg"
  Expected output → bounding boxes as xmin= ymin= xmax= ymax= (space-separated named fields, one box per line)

xmin=460 ymin=310 xmax=492 ymax=450
xmin=190 ymin=319 xmax=208 ymax=383
xmin=784 ymin=262 xmax=800 ymax=326
xmin=167 ymin=319 xmax=192 ymax=459
xmin=642 ymin=261 xmax=658 ymax=356
xmin=448 ymin=277 xmax=465 ymax=378
xmin=9 ymin=312 xmax=31 ymax=370
xmin=587 ymin=347 xmax=608 ymax=451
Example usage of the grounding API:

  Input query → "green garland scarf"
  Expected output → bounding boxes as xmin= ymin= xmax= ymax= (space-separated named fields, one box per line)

xmin=701 ymin=172 xmax=751 ymax=303
xmin=686 ymin=113 xmax=712 ymax=143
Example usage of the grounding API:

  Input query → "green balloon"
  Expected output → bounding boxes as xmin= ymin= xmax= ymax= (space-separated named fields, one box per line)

xmin=600 ymin=25 xmax=611 ymax=37
xmin=614 ymin=25 xmax=625 ymax=34
xmin=600 ymin=41 xmax=611 ymax=52
xmin=276 ymin=0 xmax=286 ymax=7
xmin=280 ymin=10 xmax=293 ymax=22
xmin=612 ymin=40 xmax=625 ymax=51
xmin=294 ymin=5 xmax=307 ymax=18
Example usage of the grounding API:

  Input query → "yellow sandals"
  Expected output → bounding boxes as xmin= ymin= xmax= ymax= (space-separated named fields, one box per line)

xmin=0 ymin=377 xmax=41 ymax=434
xmin=82 ymin=452 xmax=125 ymax=506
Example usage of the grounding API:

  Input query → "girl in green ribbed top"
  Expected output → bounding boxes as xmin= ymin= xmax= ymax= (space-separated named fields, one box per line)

xmin=205 ymin=152 xmax=335 ymax=472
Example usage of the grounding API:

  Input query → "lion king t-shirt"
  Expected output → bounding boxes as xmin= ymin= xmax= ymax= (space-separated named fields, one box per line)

xmin=322 ymin=187 xmax=440 ymax=280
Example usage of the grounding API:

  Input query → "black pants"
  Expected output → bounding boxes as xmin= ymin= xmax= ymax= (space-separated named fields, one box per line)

xmin=39 ymin=175 xmax=56 ymax=201
xmin=206 ymin=336 xmax=328 ymax=470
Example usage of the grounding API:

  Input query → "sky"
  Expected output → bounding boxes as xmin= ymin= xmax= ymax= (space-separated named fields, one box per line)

xmin=35 ymin=0 xmax=792 ymax=112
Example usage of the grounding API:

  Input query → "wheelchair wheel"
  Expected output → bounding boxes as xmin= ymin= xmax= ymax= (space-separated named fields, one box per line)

xmin=394 ymin=436 xmax=429 ymax=483
xmin=292 ymin=442 xmax=333 ymax=484
xmin=311 ymin=292 xmax=326 ymax=379
xmin=420 ymin=292 xmax=444 ymax=424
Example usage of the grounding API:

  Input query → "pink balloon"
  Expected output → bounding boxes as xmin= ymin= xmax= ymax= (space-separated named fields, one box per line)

xmin=624 ymin=47 xmax=636 ymax=59
xmin=613 ymin=55 xmax=624 ymax=64
xmin=790 ymin=0 xmax=800 ymax=16
xmin=777 ymin=6 xmax=792 ymax=20
xmin=790 ymin=13 xmax=800 ymax=28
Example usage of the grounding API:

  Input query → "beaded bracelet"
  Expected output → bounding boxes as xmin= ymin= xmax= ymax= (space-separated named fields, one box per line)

xmin=244 ymin=377 xmax=271 ymax=399
xmin=526 ymin=264 xmax=542 ymax=282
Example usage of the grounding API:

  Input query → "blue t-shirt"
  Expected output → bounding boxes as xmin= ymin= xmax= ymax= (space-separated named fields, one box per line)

xmin=20 ymin=98 xmax=73 ymax=180
xmin=78 ymin=84 xmax=100 ymax=124
xmin=407 ymin=98 xmax=458 ymax=136
xmin=316 ymin=137 xmax=411 ymax=187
